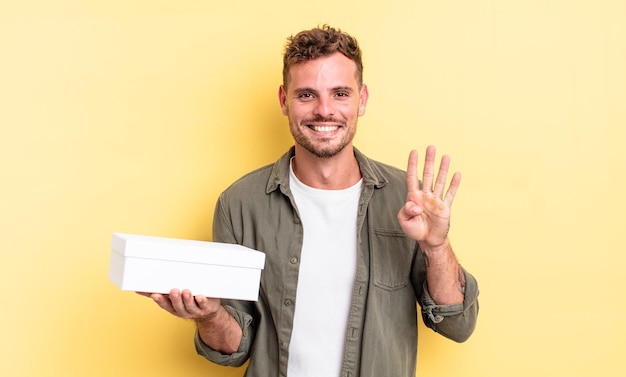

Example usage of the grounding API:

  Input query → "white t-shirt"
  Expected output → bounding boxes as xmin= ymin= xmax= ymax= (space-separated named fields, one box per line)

xmin=287 ymin=161 xmax=362 ymax=377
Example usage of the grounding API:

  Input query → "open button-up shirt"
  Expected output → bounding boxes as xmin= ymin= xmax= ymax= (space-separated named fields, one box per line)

xmin=195 ymin=147 xmax=479 ymax=377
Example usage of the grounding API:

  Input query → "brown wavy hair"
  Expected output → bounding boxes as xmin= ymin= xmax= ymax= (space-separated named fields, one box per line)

xmin=282 ymin=25 xmax=363 ymax=89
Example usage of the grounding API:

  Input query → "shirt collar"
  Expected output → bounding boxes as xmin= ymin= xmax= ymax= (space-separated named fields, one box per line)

xmin=265 ymin=146 xmax=389 ymax=194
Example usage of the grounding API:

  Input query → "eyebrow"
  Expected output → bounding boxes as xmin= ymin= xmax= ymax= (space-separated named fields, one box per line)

xmin=292 ymin=86 xmax=355 ymax=95
xmin=332 ymin=86 xmax=355 ymax=93
xmin=293 ymin=87 xmax=316 ymax=95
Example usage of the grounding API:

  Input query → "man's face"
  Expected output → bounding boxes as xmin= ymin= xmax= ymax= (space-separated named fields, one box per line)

xmin=279 ymin=52 xmax=368 ymax=159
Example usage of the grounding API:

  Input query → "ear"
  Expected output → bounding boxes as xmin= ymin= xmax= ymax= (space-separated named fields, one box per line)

xmin=358 ymin=84 xmax=369 ymax=117
xmin=278 ymin=85 xmax=288 ymax=115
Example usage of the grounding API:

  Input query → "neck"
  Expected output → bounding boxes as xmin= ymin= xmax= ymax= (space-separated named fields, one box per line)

xmin=292 ymin=146 xmax=362 ymax=190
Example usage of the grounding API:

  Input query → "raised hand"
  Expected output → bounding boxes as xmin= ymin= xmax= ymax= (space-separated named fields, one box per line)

xmin=397 ymin=146 xmax=461 ymax=250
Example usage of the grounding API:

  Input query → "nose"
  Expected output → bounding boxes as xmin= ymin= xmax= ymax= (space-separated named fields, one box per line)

xmin=313 ymin=95 xmax=335 ymax=118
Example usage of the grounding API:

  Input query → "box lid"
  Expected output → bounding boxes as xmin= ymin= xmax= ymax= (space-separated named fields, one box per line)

xmin=111 ymin=233 xmax=265 ymax=269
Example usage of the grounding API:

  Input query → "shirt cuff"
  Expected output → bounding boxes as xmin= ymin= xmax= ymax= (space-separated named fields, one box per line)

xmin=421 ymin=268 xmax=479 ymax=324
xmin=194 ymin=305 xmax=254 ymax=367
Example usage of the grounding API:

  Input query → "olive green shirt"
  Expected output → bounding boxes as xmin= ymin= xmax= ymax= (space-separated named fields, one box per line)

xmin=195 ymin=147 xmax=479 ymax=377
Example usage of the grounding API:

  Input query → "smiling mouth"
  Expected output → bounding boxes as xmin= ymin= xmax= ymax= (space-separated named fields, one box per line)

xmin=307 ymin=124 xmax=340 ymax=132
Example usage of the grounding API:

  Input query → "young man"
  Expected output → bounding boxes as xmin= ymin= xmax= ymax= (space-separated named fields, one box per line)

xmin=145 ymin=25 xmax=479 ymax=377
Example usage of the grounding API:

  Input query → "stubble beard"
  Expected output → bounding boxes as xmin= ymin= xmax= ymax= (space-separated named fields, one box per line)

xmin=290 ymin=117 xmax=356 ymax=159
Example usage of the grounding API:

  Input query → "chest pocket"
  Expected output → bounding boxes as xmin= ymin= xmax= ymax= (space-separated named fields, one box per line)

xmin=370 ymin=228 xmax=416 ymax=290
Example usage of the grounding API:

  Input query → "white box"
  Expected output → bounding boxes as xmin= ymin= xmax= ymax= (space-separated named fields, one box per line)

xmin=109 ymin=233 xmax=265 ymax=301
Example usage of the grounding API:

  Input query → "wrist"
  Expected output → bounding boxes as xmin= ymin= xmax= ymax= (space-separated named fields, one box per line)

xmin=195 ymin=305 xmax=225 ymax=326
xmin=419 ymin=238 xmax=451 ymax=256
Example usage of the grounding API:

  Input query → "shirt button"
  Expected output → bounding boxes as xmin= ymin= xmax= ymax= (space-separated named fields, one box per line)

xmin=284 ymin=299 xmax=293 ymax=306
xmin=290 ymin=257 xmax=298 ymax=264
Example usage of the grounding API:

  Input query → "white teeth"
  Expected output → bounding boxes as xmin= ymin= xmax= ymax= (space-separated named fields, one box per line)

xmin=311 ymin=125 xmax=339 ymax=132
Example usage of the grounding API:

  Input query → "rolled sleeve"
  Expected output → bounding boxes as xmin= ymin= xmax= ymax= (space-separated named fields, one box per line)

xmin=421 ymin=268 xmax=479 ymax=343
xmin=194 ymin=305 xmax=255 ymax=367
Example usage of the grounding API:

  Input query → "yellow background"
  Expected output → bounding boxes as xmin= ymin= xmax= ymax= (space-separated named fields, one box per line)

xmin=1 ymin=1 xmax=624 ymax=376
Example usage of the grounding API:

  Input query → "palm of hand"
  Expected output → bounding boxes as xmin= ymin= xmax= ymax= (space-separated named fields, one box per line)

xmin=397 ymin=147 xmax=460 ymax=249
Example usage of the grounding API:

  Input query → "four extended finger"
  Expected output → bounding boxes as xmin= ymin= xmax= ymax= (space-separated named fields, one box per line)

xmin=433 ymin=154 xmax=450 ymax=198
xmin=408 ymin=145 xmax=461 ymax=205
xmin=421 ymin=145 xmax=436 ymax=192
xmin=406 ymin=150 xmax=419 ymax=193
xmin=444 ymin=171 xmax=461 ymax=206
